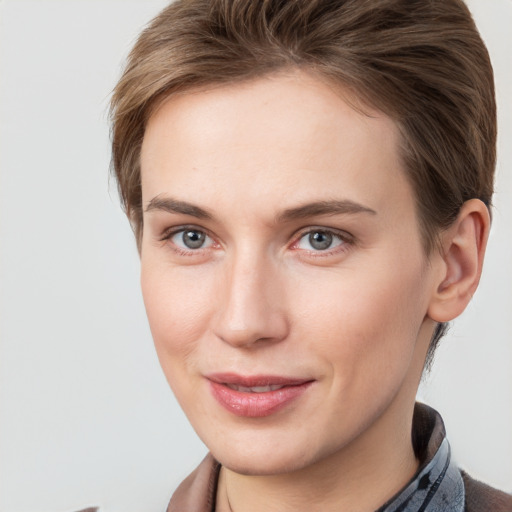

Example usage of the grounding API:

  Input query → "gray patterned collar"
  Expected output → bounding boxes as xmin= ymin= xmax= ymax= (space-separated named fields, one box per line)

xmin=375 ymin=404 xmax=465 ymax=512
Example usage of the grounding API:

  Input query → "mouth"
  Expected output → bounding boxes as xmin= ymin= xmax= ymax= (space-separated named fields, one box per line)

xmin=206 ymin=373 xmax=314 ymax=417
xmin=224 ymin=383 xmax=287 ymax=393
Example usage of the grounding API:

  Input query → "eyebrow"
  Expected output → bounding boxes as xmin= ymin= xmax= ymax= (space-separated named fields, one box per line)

xmin=277 ymin=200 xmax=376 ymax=223
xmin=145 ymin=196 xmax=213 ymax=219
xmin=144 ymin=196 xmax=376 ymax=222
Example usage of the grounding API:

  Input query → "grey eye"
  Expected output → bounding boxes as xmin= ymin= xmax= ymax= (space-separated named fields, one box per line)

xmin=171 ymin=229 xmax=212 ymax=250
xmin=182 ymin=230 xmax=206 ymax=249
xmin=308 ymin=231 xmax=333 ymax=250
xmin=296 ymin=229 xmax=345 ymax=252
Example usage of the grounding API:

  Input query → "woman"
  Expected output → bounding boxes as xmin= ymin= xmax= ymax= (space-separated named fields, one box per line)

xmin=109 ymin=1 xmax=512 ymax=510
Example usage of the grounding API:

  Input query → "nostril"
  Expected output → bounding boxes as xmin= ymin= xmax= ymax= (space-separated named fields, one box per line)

xmin=213 ymin=312 xmax=289 ymax=349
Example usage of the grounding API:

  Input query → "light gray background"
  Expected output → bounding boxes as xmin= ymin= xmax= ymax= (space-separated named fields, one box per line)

xmin=0 ymin=1 xmax=510 ymax=511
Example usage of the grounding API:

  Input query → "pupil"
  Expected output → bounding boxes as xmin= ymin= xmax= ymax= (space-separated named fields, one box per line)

xmin=309 ymin=231 xmax=332 ymax=250
xmin=183 ymin=230 xmax=205 ymax=249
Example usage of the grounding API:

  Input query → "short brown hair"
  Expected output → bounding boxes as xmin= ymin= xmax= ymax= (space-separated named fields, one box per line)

xmin=110 ymin=0 xmax=496 ymax=358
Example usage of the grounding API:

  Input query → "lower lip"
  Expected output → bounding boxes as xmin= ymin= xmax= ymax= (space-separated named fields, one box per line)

xmin=208 ymin=380 xmax=313 ymax=417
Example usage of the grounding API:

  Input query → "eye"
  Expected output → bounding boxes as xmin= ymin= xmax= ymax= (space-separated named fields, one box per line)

xmin=295 ymin=229 xmax=347 ymax=252
xmin=170 ymin=228 xmax=214 ymax=250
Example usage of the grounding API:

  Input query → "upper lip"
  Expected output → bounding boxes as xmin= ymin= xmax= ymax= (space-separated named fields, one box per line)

xmin=206 ymin=372 xmax=313 ymax=387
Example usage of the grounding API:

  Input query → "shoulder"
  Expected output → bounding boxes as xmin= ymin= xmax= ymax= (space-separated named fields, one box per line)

xmin=462 ymin=471 xmax=512 ymax=512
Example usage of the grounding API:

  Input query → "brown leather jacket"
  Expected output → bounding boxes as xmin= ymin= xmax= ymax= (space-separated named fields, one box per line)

xmin=462 ymin=472 xmax=512 ymax=512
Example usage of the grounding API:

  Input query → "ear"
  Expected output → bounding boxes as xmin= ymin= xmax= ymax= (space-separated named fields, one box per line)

xmin=427 ymin=199 xmax=491 ymax=323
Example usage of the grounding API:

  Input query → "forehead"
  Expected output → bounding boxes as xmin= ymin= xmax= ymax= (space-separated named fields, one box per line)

xmin=140 ymin=71 xmax=413 ymax=221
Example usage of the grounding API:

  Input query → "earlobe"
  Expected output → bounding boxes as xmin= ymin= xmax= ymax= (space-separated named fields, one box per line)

xmin=427 ymin=199 xmax=490 ymax=323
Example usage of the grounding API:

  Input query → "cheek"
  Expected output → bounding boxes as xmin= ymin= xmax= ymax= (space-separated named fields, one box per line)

xmin=293 ymin=259 xmax=429 ymax=386
xmin=140 ymin=259 xmax=215 ymax=380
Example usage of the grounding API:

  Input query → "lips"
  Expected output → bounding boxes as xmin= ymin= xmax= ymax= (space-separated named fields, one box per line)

xmin=207 ymin=373 xmax=314 ymax=417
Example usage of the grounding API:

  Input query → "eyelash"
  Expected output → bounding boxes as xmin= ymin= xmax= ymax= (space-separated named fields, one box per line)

xmin=159 ymin=226 xmax=218 ymax=256
xmin=159 ymin=226 xmax=354 ymax=258
xmin=290 ymin=227 xmax=354 ymax=257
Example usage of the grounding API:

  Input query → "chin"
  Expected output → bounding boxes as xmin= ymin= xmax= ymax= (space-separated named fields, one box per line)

xmin=206 ymin=429 xmax=327 ymax=476
xmin=215 ymin=448 xmax=314 ymax=476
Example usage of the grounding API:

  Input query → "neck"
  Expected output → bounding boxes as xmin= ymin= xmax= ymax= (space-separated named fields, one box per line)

xmin=216 ymin=399 xmax=419 ymax=512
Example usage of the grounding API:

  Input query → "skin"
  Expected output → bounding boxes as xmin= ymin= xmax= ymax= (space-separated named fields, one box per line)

xmin=139 ymin=71 xmax=489 ymax=512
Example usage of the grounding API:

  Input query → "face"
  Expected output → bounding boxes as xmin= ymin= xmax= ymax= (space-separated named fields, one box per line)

xmin=140 ymin=71 xmax=439 ymax=475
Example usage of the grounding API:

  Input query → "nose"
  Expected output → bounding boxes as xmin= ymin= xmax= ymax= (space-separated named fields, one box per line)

xmin=213 ymin=250 xmax=289 ymax=348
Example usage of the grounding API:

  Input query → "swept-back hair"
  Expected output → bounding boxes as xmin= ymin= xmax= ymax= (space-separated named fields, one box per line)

xmin=110 ymin=0 xmax=496 ymax=359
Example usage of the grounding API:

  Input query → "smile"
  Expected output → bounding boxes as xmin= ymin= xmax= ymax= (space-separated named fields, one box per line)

xmin=207 ymin=373 xmax=314 ymax=417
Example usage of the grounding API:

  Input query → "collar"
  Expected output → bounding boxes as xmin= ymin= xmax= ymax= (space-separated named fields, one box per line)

xmin=167 ymin=403 xmax=464 ymax=512
xmin=375 ymin=403 xmax=465 ymax=512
